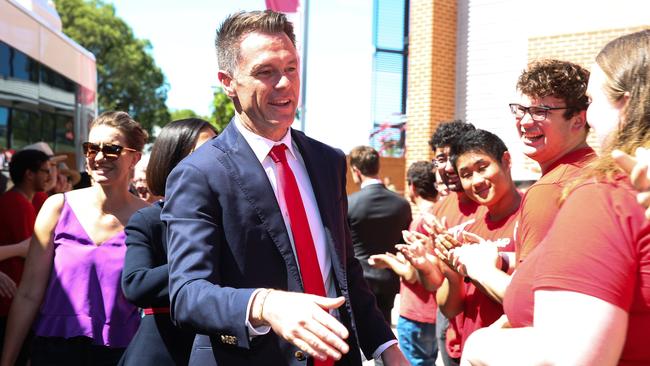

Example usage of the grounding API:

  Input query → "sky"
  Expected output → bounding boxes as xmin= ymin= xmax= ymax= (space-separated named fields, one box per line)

xmin=108 ymin=0 xmax=267 ymax=117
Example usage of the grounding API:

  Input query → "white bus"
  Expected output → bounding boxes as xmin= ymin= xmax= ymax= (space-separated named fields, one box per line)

xmin=0 ymin=0 xmax=97 ymax=170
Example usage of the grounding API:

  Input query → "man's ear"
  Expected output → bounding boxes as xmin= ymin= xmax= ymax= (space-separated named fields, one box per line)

xmin=218 ymin=70 xmax=237 ymax=97
xmin=501 ymin=150 xmax=512 ymax=171
xmin=572 ymin=110 xmax=588 ymax=131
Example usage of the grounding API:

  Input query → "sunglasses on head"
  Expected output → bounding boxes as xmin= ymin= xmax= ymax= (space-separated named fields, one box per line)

xmin=82 ymin=142 xmax=137 ymax=161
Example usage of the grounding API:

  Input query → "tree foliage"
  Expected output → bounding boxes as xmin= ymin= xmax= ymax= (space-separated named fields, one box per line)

xmin=170 ymin=109 xmax=205 ymax=121
xmin=210 ymin=87 xmax=235 ymax=133
xmin=54 ymin=0 xmax=170 ymax=134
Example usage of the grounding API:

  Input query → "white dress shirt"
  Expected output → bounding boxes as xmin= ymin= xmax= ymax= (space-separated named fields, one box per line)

xmin=236 ymin=118 xmax=395 ymax=360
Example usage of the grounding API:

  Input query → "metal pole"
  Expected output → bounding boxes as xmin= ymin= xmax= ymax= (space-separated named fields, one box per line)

xmin=299 ymin=0 xmax=309 ymax=132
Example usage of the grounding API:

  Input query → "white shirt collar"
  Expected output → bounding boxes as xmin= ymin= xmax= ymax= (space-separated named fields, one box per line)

xmin=360 ymin=178 xmax=383 ymax=189
xmin=234 ymin=115 xmax=298 ymax=163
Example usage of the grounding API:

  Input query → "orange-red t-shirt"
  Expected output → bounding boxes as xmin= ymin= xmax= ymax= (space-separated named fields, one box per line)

xmin=455 ymin=198 xmax=520 ymax=352
xmin=399 ymin=211 xmax=437 ymax=324
xmin=507 ymin=178 xmax=650 ymax=365
xmin=432 ymin=192 xmax=484 ymax=358
xmin=514 ymin=147 xmax=595 ymax=263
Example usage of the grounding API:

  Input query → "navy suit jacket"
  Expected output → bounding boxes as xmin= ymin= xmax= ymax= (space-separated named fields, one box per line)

xmin=162 ymin=121 xmax=394 ymax=366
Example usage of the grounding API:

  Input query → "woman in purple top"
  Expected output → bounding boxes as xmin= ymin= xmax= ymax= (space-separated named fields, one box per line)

xmin=1 ymin=111 xmax=149 ymax=366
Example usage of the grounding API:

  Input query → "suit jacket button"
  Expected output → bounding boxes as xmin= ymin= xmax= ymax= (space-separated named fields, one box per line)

xmin=294 ymin=351 xmax=306 ymax=361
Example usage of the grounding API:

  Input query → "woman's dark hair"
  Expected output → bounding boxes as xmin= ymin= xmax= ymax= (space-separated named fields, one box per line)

xmin=146 ymin=118 xmax=218 ymax=196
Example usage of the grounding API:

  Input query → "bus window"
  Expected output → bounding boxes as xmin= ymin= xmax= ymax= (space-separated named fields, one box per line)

xmin=0 ymin=43 xmax=9 ymax=78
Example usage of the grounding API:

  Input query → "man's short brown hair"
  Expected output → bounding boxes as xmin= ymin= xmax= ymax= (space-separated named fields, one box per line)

xmin=349 ymin=146 xmax=380 ymax=176
xmin=517 ymin=59 xmax=590 ymax=120
xmin=215 ymin=10 xmax=296 ymax=76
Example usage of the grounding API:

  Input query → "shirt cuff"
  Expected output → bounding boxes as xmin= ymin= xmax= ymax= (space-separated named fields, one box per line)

xmin=245 ymin=288 xmax=271 ymax=337
xmin=372 ymin=339 xmax=398 ymax=360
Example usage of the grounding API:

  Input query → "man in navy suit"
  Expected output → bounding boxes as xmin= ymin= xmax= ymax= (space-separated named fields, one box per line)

xmin=347 ymin=146 xmax=411 ymax=324
xmin=162 ymin=10 xmax=408 ymax=366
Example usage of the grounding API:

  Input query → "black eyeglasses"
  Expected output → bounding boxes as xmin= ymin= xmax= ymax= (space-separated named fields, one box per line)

xmin=82 ymin=142 xmax=137 ymax=161
xmin=508 ymin=103 xmax=569 ymax=121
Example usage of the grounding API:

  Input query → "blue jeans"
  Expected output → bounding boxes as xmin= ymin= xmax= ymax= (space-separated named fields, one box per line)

xmin=397 ymin=316 xmax=437 ymax=366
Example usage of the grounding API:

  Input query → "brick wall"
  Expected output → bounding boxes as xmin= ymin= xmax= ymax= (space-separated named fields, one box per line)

xmin=405 ymin=0 xmax=457 ymax=169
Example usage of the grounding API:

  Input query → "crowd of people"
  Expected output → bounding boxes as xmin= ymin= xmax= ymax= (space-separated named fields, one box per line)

xmin=0 ymin=8 xmax=647 ymax=366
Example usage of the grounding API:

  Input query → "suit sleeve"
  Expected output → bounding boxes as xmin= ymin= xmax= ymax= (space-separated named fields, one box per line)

xmin=121 ymin=208 xmax=170 ymax=307
xmin=163 ymin=161 xmax=255 ymax=348
xmin=336 ymin=154 xmax=396 ymax=358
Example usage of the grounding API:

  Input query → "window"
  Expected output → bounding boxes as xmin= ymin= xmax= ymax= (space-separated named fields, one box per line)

xmin=0 ymin=42 xmax=9 ymax=78
xmin=0 ymin=107 xmax=8 ymax=149
xmin=10 ymin=48 xmax=38 ymax=82
xmin=371 ymin=0 xmax=409 ymax=156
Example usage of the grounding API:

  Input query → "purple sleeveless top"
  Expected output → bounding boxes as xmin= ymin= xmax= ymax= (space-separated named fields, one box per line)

xmin=33 ymin=196 xmax=140 ymax=347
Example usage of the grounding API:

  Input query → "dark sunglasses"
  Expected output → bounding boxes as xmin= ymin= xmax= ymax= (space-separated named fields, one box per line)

xmin=82 ymin=142 xmax=137 ymax=161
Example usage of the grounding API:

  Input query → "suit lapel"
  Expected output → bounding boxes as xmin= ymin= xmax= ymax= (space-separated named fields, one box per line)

xmin=292 ymin=131 xmax=347 ymax=280
xmin=216 ymin=123 xmax=303 ymax=289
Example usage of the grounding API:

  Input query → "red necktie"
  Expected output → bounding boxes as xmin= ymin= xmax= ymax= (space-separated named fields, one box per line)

xmin=269 ymin=144 xmax=327 ymax=298
xmin=269 ymin=145 xmax=334 ymax=366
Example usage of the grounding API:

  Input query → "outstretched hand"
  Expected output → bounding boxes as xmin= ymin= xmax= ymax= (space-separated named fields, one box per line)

xmin=257 ymin=290 xmax=350 ymax=362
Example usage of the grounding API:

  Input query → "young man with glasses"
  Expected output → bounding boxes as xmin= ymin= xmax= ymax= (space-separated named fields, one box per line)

xmin=509 ymin=59 xmax=594 ymax=265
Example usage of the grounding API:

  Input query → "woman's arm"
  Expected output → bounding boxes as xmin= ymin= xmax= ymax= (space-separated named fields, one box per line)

xmin=461 ymin=290 xmax=627 ymax=366
xmin=1 ymin=194 xmax=63 ymax=366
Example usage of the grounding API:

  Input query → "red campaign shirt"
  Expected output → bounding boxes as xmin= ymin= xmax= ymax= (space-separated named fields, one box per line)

xmin=506 ymin=177 xmax=650 ymax=365
xmin=399 ymin=212 xmax=437 ymax=324
xmin=32 ymin=191 xmax=48 ymax=213
xmin=514 ymin=147 xmax=595 ymax=263
xmin=455 ymin=201 xmax=520 ymax=353
xmin=0 ymin=190 xmax=37 ymax=316
xmin=432 ymin=192 xmax=484 ymax=358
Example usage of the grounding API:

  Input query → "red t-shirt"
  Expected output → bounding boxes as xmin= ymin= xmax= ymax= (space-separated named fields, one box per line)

xmin=505 ymin=147 xmax=595 ymax=327
xmin=399 ymin=212 xmax=437 ymax=324
xmin=455 ymin=202 xmax=519 ymax=352
xmin=514 ymin=147 xmax=595 ymax=263
xmin=433 ymin=192 xmax=484 ymax=358
xmin=0 ymin=190 xmax=37 ymax=316
xmin=506 ymin=177 xmax=650 ymax=365
xmin=32 ymin=191 xmax=49 ymax=213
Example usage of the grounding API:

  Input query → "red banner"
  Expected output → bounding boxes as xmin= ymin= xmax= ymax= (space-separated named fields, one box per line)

xmin=265 ymin=0 xmax=299 ymax=13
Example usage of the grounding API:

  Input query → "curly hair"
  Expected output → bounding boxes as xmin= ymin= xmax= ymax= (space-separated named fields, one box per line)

xmin=428 ymin=120 xmax=476 ymax=150
xmin=517 ymin=59 xmax=590 ymax=120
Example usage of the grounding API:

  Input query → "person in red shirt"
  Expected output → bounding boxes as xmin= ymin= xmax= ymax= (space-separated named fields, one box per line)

xmin=434 ymin=129 xmax=521 ymax=354
xmin=509 ymin=60 xmax=594 ymax=264
xmin=462 ymin=29 xmax=650 ymax=366
xmin=0 ymin=149 xmax=52 ymax=365
xmin=398 ymin=120 xmax=480 ymax=366
xmin=369 ymin=161 xmax=440 ymax=366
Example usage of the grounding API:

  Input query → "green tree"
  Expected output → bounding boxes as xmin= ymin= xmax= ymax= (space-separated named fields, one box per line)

xmin=54 ymin=0 xmax=170 ymax=134
xmin=170 ymin=109 xmax=206 ymax=121
xmin=210 ymin=87 xmax=235 ymax=132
